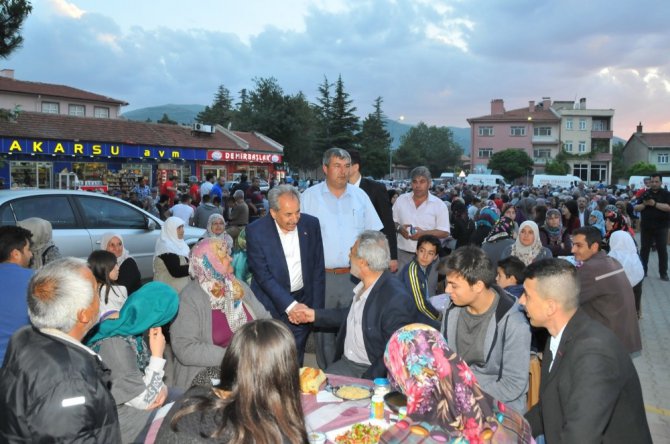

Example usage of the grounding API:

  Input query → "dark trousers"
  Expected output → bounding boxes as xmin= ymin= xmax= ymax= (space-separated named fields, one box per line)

xmin=640 ymin=227 xmax=669 ymax=276
xmin=281 ymin=315 xmax=310 ymax=366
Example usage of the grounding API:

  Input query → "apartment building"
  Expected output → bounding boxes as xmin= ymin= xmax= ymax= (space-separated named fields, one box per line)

xmin=622 ymin=122 xmax=670 ymax=174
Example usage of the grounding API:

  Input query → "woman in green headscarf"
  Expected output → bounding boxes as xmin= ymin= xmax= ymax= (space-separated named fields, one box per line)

xmin=86 ymin=281 xmax=179 ymax=444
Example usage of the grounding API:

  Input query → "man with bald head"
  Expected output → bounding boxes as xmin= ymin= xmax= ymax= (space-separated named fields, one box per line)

xmin=0 ymin=258 xmax=121 ymax=442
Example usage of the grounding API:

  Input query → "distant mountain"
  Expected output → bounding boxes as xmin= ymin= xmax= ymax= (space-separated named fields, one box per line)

xmin=121 ymin=104 xmax=471 ymax=151
xmin=122 ymin=104 xmax=205 ymax=124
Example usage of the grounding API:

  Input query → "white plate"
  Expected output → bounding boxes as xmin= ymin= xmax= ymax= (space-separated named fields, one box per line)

xmin=324 ymin=420 xmax=390 ymax=443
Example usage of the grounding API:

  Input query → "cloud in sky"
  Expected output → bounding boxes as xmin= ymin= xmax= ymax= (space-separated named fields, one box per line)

xmin=5 ymin=0 xmax=670 ymax=136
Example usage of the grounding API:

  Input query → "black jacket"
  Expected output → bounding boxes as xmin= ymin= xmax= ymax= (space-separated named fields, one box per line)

xmin=0 ymin=326 xmax=121 ymax=443
xmin=314 ymin=271 xmax=417 ymax=379
xmin=360 ymin=178 xmax=398 ymax=260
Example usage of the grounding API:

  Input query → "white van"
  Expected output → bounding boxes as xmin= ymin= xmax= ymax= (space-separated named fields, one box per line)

xmin=465 ymin=174 xmax=508 ymax=187
xmin=628 ymin=175 xmax=654 ymax=190
xmin=532 ymin=174 xmax=582 ymax=188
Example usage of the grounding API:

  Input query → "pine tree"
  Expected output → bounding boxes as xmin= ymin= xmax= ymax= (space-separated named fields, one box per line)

xmin=358 ymin=97 xmax=392 ymax=178
xmin=329 ymin=75 xmax=359 ymax=150
xmin=0 ymin=0 xmax=32 ymax=59
xmin=196 ymin=85 xmax=234 ymax=127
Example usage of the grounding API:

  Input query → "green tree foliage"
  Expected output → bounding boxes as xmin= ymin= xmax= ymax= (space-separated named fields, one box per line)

xmin=314 ymin=76 xmax=333 ymax=152
xmin=487 ymin=149 xmax=534 ymax=182
xmin=544 ymin=159 xmax=570 ymax=175
xmin=196 ymin=85 xmax=234 ymax=127
xmin=282 ymin=93 xmax=320 ymax=171
xmin=627 ymin=161 xmax=657 ymax=177
xmin=0 ymin=0 xmax=32 ymax=59
xmin=358 ymin=97 xmax=392 ymax=178
xmin=158 ymin=113 xmax=177 ymax=125
xmin=329 ymin=75 xmax=359 ymax=150
xmin=394 ymin=123 xmax=461 ymax=177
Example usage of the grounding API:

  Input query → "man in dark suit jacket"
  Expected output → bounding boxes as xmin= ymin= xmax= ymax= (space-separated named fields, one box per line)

xmin=292 ymin=230 xmax=417 ymax=379
xmin=246 ymin=185 xmax=325 ymax=365
xmin=347 ymin=149 xmax=398 ymax=272
xmin=519 ymin=259 xmax=651 ymax=444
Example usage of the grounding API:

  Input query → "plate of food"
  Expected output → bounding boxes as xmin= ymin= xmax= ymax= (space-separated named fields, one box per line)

xmin=326 ymin=421 xmax=387 ymax=443
xmin=329 ymin=383 xmax=374 ymax=401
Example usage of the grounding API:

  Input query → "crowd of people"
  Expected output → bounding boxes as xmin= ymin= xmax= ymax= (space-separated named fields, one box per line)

xmin=0 ymin=152 xmax=663 ymax=443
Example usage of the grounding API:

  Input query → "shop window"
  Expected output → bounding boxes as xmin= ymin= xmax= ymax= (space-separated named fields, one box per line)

xmin=78 ymin=195 xmax=147 ymax=229
xmin=10 ymin=196 xmax=77 ymax=228
xmin=10 ymin=161 xmax=52 ymax=188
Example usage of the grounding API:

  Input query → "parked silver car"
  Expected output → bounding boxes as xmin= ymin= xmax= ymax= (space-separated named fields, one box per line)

xmin=0 ymin=190 xmax=205 ymax=279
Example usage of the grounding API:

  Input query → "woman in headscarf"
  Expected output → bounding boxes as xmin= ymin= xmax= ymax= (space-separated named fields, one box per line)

xmin=539 ymin=208 xmax=572 ymax=257
xmin=608 ymin=231 xmax=644 ymax=319
xmin=470 ymin=207 xmax=499 ymax=247
xmin=481 ymin=216 xmax=516 ymax=266
xmin=169 ymin=237 xmax=270 ymax=389
xmin=17 ymin=217 xmax=61 ymax=269
xmin=382 ymin=324 xmax=533 ymax=443
xmin=589 ymin=209 xmax=606 ymax=237
xmin=101 ymin=232 xmax=142 ymax=295
xmin=501 ymin=221 xmax=552 ymax=266
xmin=86 ymin=282 xmax=179 ymax=444
xmin=604 ymin=209 xmax=635 ymax=242
xmin=153 ymin=217 xmax=191 ymax=294
xmin=202 ymin=213 xmax=233 ymax=255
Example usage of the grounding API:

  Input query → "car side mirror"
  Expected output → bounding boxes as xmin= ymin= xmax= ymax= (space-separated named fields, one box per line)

xmin=146 ymin=217 xmax=157 ymax=231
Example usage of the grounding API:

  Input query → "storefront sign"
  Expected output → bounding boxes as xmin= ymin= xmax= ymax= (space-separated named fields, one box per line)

xmin=0 ymin=138 xmax=282 ymax=163
xmin=207 ymin=150 xmax=282 ymax=163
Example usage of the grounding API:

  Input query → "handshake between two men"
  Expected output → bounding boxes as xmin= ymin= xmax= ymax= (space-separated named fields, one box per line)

xmin=287 ymin=303 xmax=315 ymax=324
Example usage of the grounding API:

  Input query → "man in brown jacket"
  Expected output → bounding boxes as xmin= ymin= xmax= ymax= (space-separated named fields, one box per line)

xmin=571 ymin=226 xmax=642 ymax=353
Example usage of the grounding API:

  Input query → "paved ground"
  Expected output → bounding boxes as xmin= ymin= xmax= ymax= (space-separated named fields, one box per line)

xmin=304 ymin=248 xmax=670 ymax=442
xmin=634 ymin=250 xmax=670 ymax=443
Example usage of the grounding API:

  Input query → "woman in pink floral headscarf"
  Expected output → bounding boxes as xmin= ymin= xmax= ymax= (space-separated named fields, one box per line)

xmin=382 ymin=324 xmax=533 ymax=443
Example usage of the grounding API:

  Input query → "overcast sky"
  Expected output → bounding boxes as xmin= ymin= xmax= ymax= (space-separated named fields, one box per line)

xmin=4 ymin=0 xmax=670 ymax=138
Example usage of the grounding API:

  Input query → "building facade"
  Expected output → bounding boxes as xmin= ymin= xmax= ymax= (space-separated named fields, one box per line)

xmin=0 ymin=72 xmax=284 ymax=191
xmin=622 ymin=123 xmax=670 ymax=174
xmin=468 ymin=97 xmax=614 ymax=184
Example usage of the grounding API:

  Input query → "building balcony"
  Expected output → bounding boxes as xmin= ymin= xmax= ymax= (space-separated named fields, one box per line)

xmin=591 ymin=130 xmax=613 ymax=139
xmin=592 ymin=152 xmax=612 ymax=162
xmin=533 ymin=157 xmax=552 ymax=165
xmin=531 ymin=136 xmax=559 ymax=144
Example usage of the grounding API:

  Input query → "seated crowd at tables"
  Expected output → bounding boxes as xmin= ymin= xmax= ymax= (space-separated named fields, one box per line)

xmin=0 ymin=175 xmax=658 ymax=443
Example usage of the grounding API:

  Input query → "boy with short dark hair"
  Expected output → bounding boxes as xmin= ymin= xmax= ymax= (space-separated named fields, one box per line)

xmin=496 ymin=256 xmax=526 ymax=298
xmin=399 ymin=234 xmax=442 ymax=328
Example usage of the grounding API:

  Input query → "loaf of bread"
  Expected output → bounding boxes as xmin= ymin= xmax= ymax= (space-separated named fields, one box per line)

xmin=299 ymin=367 xmax=326 ymax=394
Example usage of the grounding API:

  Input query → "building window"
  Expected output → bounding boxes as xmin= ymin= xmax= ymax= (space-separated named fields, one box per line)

xmin=658 ymin=153 xmax=669 ymax=164
xmin=564 ymin=141 xmax=573 ymax=152
xmin=478 ymin=126 xmax=494 ymax=136
xmin=94 ymin=107 xmax=110 ymax=118
xmin=68 ymin=104 xmax=85 ymax=117
xmin=533 ymin=127 xmax=552 ymax=136
xmin=41 ymin=102 xmax=59 ymax=114
xmin=579 ymin=118 xmax=587 ymax=130
xmin=578 ymin=141 xmax=586 ymax=153
xmin=573 ymin=163 xmax=589 ymax=181
xmin=533 ymin=149 xmax=551 ymax=159
xmin=592 ymin=120 xmax=609 ymax=131
xmin=590 ymin=163 xmax=607 ymax=182
xmin=510 ymin=126 xmax=526 ymax=136
xmin=566 ymin=119 xmax=573 ymax=130
xmin=478 ymin=148 xmax=493 ymax=158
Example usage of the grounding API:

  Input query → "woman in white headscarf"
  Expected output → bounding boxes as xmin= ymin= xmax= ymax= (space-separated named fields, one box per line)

xmin=101 ymin=232 xmax=142 ymax=295
xmin=202 ymin=213 xmax=233 ymax=255
xmin=17 ymin=217 xmax=61 ymax=269
xmin=153 ymin=217 xmax=191 ymax=293
xmin=500 ymin=220 xmax=552 ymax=266
xmin=608 ymin=230 xmax=644 ymax=318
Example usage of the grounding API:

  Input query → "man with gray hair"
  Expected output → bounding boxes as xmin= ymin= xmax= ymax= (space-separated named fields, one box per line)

xmin=0 ymin=258 xmax=121 ymax=442
xmin=246 ymin=185 xmax=325 ymax=364
xmin=520 ymin=258 xmax=651 ymax=443
xmin=292 ymin=230 xmax=416 ymax=379
xmin=393 ymin=166 xmax=450 ymax=293
xmin=301 ymin=147 xmax=384 ymax=369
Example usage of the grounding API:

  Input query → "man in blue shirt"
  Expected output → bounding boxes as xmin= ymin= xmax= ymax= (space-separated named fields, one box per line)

xmin=0 ymin=226 xmax=34 ymax=363
xmin=301 ymin=148 xmax=383 ymax=369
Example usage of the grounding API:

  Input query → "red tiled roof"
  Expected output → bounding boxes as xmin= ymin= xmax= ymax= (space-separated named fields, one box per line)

xmin=468 ymin=106 xmax=559 ymax=123
xmin=0 ymin=76 xmax=128 ymax=105
xmin=0 ymin=111 xmax=282 ymax=153
xmin=638 ymin=133 xmax=670 ymax=148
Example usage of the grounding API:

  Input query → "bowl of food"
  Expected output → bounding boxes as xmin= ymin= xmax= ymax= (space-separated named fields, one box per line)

xmin=330 ymin=384 xmax=374 ymax=400
xmin=384 ymin=391 xmax=407 ymax=413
